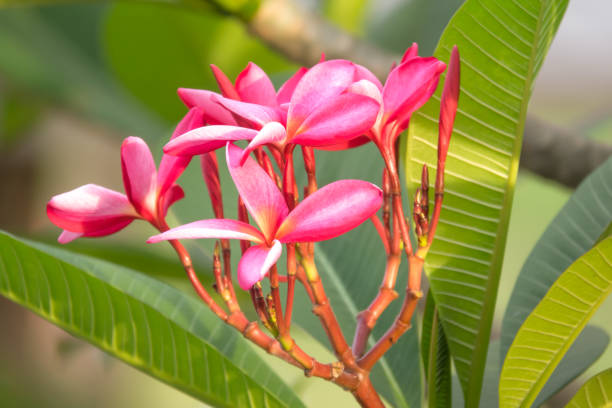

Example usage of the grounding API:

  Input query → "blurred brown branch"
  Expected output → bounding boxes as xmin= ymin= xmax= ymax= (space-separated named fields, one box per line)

xmin=248 ymin=0 xmax=612 ymax=188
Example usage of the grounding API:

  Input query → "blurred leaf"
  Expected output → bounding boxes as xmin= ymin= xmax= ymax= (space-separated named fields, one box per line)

xmin=405 ymin=0 xmax=569 ymax=405
xmin=566 ymin=368 xmax=612 ymax=407
xmin=367 ymin=0 xmax=464 ymax=56
xmin=0 ymin=6 xmax=166 ymax=136
xmin=0 ymin=86 xmax=41 ymax=146
xmin=421 ymin=292 xmax=452 ymax=408
xmin=0 ymin=231 xmax=306 ymax=408
xmin=502 ymin=158 xmax=612 ymax=365
xmin=323 ymin=0 xmax=369 ymax=34
xmin=500 ymin=236 xmax=612 ymax=407
xmin=103 ymin=3 xmax=293 ymax=123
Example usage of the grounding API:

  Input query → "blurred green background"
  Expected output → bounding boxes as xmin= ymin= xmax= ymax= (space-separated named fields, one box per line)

xmin=1 ymin=0 xmax=611 ymax=406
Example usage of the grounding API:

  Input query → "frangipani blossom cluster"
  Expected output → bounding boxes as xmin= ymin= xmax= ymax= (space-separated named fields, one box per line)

xmin=47 ymin=45 xmax=460 ymax=403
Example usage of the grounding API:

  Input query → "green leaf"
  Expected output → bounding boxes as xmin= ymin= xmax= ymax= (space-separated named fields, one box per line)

xmin=103 ymin=3 xmax=293 ymax=123
xmin=0 ymin=231 xmax=305 ymax=408
xmin=468 ymin=327 xmax=609 ymax=408
xmin=421 ymin=292 xmax=452 ymax=408
xmin=535 ymin=326 xmax=609 ymax=406
xmin=502 ymin=158 xmax=612 ymax=357
xmin=501 ymin=157 xmax=612 ymax=404
xmin=566 ymin=368 xmax=612 ymax=408
xmin=405 ymin=0 xmax=569 ymax=405
xmin=499 ymin=236 xmax=612 ymax=407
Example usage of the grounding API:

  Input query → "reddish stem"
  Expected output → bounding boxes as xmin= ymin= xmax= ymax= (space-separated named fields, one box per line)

xmin=353 ymin=207 xmax=402 ymax=357
xmin=358 ymin=255 xmax=424 ymax=371
xmin=300 ymin=251 xmax=358 ymax=370
xmin=285 ymin=243 xmax=297 ymax=329
xmin=369 ymin=215 xmax=390 ymax=255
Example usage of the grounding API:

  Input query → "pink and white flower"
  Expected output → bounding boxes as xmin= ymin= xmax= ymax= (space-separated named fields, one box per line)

xmin=163 ymin=60 xmax=381 ymax=161
xmin=46 ymin=108 xmax=204 ymax=242
xmin=148 ymin=143 xmax=383 ymax=290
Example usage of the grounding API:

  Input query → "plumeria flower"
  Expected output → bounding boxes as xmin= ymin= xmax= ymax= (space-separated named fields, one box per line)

xmin=177 ymin=62 xmax=308 ymax=126
xmin=348 ymin=43 xmax=447 ymax=162
xmin=148 ymin=143 xmax=383 ymax=290
xmin=47 ymin=108 xmax=204 ymax=243
xmin=163 ymin=60 xmax=381 ymax=162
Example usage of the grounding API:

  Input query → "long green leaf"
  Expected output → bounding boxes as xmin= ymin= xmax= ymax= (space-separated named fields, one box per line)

xmin=502 ymin=157 xmax=612 ymax=357
xmin=566 ymin=368 xmax=612 ymax=408
xmin=405 ymin=0 xmax=568 ymax=404
xmin=467 ymin=327 xmax=609 ymax=408
xmin=421 ymin=292 xmax=452 ymax=408
xmin=0 ymin=231 xmax=305 ymax=408
xmin=500 ymin=236 xmax=612 ymax=407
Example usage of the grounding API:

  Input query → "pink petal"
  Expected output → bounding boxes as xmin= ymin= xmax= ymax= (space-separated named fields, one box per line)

xmin=383 ymin=57 xmax=446 ymax=125
xmin=438 ymin=46 xmax=460 ymax=163
xmin=235 ymin=62 xmax=278 ymax=107
xmin=226 ymin=143 xmax=288 ymax=242
xmin=164 ymin=125 xmax=257 ymax=156
xmin=276 ymin=67 xmax=307 ymax=104
xmin=147 ymin=219 xmax=265 ymax=244
xmin=287 ymin=60 xmax=358 ymax=134
xmin=58 ymin=230 xmax=82 ymax=244
xmin=276 ymin=180 xmax=382 ymax=242
xmin=47 ymin=184 xmax=138 ymax=234
xmin=400 ymin=43 xmax=419 ymax=63
xmin=160 ymin=184 xmax=185 ymax=216
xmin=210 ymin=64 xmax=240 ymax=100
xmin=157 ymin=107 xmax=205 ymax=196
xmin=237 ymin=240 xmax=282 ymax=290
xmin=240 ymin=121 xmax=287 ymax=165
xmin=347 ymin=79 xmax=383 ymax=105
xmin=315 ymin=135 xmax=371 ymax=151
xmin=177 ymin=88 xmax=237 ymax=126
xmin=289 ymin=93 xmax=380 ymax=146
xmin=121 ymin=136 xmax=158 ymax=221
xmin=354 ymin=64 xmax=383 ymax=90
xmin=214 ymin=96 xmax=283 ymax=128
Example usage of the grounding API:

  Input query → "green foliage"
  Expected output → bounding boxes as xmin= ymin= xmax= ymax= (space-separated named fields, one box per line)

xmin=0 ymin=6 xmax=165 ymax=136
xmin=421 ymin=292 xmax=452 ymax=408
xmin=502 ymin=158 xmax=612 ymax=358
xmin=0 ymin=231 xmax=305 ymax=408
xmin=533 ymin=326 xmax=609 ymax=406
xmin=367 ymin=0 xmax=464 ymax=56
xmin=405 ymin=0 xmax=569 ymax=404
xmin=323 ymin=0 xmax=369 ymax=34
xmin=103 ymin=3 xmax=293 ymax=123
xmin=500 ymin=236 xmax=612 ymax=407
xmin=566 ymin=368 xmax=612 ymax=408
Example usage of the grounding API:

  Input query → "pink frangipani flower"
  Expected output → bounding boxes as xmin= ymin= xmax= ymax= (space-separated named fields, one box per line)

xmin=47 ymin=108 xmax=204 ymax=242
xmin=177 ymin=62 xmax=307 ymax=127
xmin=148 ymin=143 xmax=383 ymax=290
xmin=349 ymin=43 xmax=447 ymax=160
xmin=163 ymin=60 xmax=381 ymax=162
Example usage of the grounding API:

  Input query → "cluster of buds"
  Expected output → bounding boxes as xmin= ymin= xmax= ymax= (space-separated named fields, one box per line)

xmin=47 ymin=44 xmax=460 ymax=407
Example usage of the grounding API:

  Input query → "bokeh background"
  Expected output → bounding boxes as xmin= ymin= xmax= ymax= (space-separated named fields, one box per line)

xmin=1 ymin=0 xmax=611 ymax=406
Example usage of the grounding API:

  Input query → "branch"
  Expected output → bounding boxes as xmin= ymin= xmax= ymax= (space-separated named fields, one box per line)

xmin=248 ymin=0 xmax=612 ymax=188
xmin=520 ymin=115 xmax=612 ymax=188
